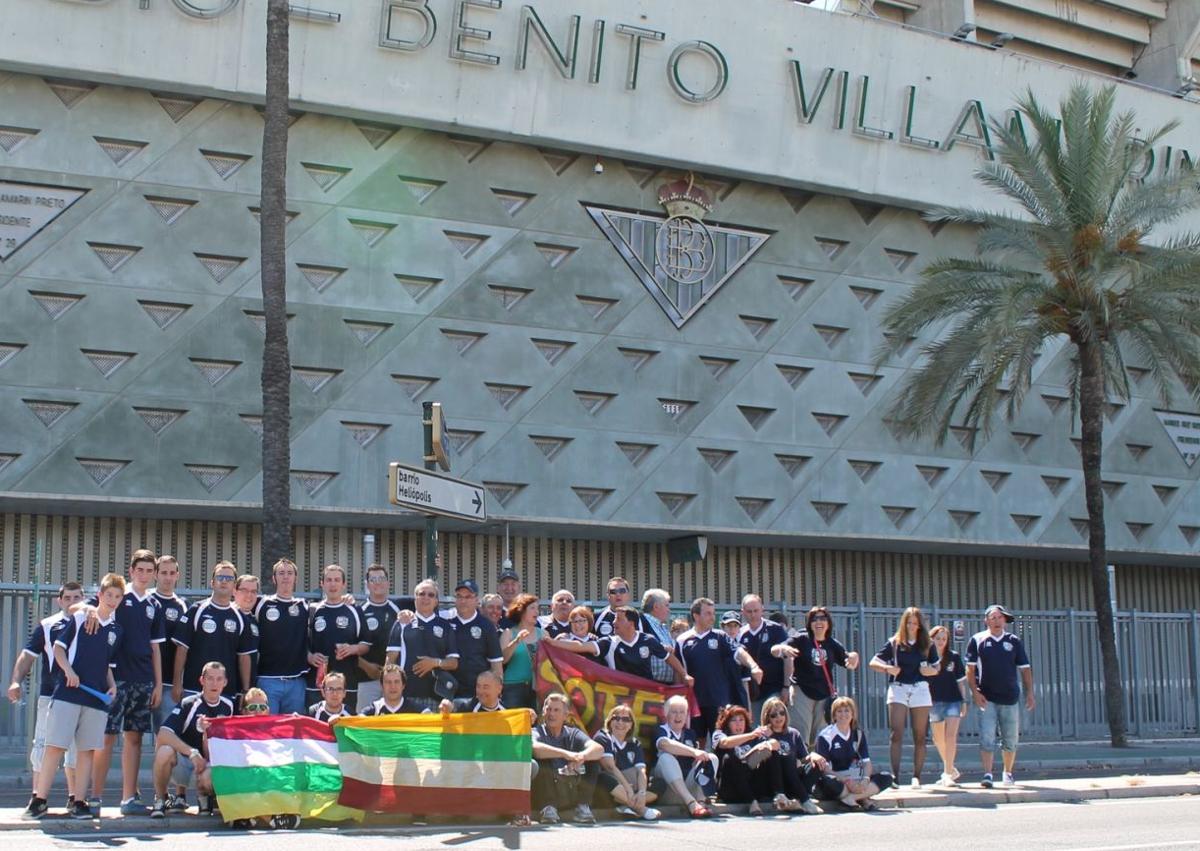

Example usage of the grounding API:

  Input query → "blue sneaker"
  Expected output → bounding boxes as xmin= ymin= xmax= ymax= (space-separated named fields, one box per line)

xmin=120 ymin=796 xmax=149 ymax=816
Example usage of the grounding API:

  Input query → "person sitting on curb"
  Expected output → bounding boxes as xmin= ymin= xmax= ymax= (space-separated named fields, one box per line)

xmin=814 ymin=696 xmax=893 ymax=811
xmin=594 ymin=704 xmax=660 ymax=821
xmin=229 ymin=689 xmax=301 ymax=831
xmin=654 ymin=694 xmax=719 ymax=818
xmin=149 ymin=661 xmax=233 ymax=819
xmin=359 ymin=664 xmax=437 ymax=716
xmin=530 ymin=692 xmax=604 ymax=824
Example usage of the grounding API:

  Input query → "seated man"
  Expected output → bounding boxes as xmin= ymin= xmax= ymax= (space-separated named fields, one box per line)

xmin=439 ymin=669 xmax=506 ymax=713
xmin=309 ymin=672 xmax=350 ymax=723
xmin=359 ymin=664 xmax=436 ymax=716
xmin=530 ymin=692 xmax=603 ymax=825
xmin=229 ymin=689 xmax=301 ymax=831
xmin=150 ymin=661 xmax=234 ymax=818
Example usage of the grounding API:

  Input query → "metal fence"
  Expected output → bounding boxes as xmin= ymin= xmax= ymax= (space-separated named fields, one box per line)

xmin=3 ymin=586 xmax=1198 ymax=748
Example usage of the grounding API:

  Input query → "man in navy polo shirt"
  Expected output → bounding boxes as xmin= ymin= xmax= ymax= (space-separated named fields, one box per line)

xmin=386 ymin=578 xmax=460 ymax=700
xmin=151 ymin=556 xmax=187 ymax=728
xmin=23 ymin=573 xmax=124 ymax=821
xmin=357 ymin=564 xmax=407 ymax=709
xmin=448 ymin=579 xmax=502 ymax=697
xmin=89 ymin=549 xmax=166 ymax=816
xmin=254 ymin=558 xmax=310 ymax=714
xmin=540 ymin=589 xmax=576 ymax=638
xmin=594 ymin=577 xmax=655 ymax=636
xmin=8 ymin=581 xmax=84 ymax=807
xmin=965 ymin=604 xmax=1035 ymax=789
xmin=739 ymin=594 xmax=790 ymax=719
xmin=307 ymin=564 xmax=370 ymax=712
xmin=548 ymin=607 xmax=688 ymax=682
xmin=676 ymin=597 xmax=762 ymax=745
xmin=172 ymin=561 xmax=255 ymax=703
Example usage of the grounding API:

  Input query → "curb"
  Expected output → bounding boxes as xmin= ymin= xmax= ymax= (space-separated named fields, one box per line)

xmin=4 ymin=781 xmax=1197 ymax=834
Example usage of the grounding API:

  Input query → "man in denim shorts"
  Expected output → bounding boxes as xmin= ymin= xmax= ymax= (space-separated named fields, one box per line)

xmin=964 ymin=604 xmax=1035 ymax=789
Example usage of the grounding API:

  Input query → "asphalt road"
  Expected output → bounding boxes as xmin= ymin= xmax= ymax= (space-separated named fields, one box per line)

xmin=8 ymin=796 xmax=1200 ymax=851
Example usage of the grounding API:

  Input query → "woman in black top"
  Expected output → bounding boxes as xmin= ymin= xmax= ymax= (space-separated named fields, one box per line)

xmin=594 ymin=704 xmax=660 ymax=820
xmin=711 ymin=704 xmax=778 ymax=814
xmin=770 ymin=606 xmax=860 ymax=746
xmin=927 ymin=625 xmax=969 ymax=786
xmin=869 ymin=606 xmax=939 ymax=786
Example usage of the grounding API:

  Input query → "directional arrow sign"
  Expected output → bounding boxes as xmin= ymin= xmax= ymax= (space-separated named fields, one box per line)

xmin=388 ymin=462 xmax=487 ymax=523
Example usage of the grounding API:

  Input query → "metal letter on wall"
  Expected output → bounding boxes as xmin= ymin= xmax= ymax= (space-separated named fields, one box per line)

xmin=379 ymin=0 xmax=437 ymax=52
xmin=171 ymin=0 xmax=240 ymax=18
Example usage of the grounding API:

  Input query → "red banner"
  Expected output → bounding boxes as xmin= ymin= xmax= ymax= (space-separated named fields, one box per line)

xmin=535 ymin=643 xmax=696 ymax=752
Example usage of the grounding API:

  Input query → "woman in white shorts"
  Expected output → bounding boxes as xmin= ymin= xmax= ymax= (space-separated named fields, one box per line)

xmin=869 ymin=607 xmax=939 ymax=787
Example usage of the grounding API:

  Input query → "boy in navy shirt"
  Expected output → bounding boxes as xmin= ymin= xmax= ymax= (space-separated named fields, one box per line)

xmin=254 ymin=558 xmax=310 ymax=714
xmin=91 ymin=549 xmax=166 ymax=816
xmin=965 ymin=604 xmax=1035 ymax=788
xmin=23 ymin=573 xmax=125 ymax=821
xmin=172 ymin=562 xmax=255 ymax=703
xmin=307 ymin=564 xmax=370 ymax=711
xmin=8 ymin=581 xmax=84 ymax=807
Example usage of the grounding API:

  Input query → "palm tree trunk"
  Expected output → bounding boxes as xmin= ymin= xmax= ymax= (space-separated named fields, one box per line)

xmin=259 ymin=0 xmax=291 ymax=583
xmin=1078 ymin=338 xmax=1128 ymax=747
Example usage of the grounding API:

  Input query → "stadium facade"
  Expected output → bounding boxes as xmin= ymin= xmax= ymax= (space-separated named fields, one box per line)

xmin=1 ymin=0 xmax=1199 ymax=612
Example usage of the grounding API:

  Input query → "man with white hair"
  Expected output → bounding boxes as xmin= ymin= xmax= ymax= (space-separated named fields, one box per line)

xmin=386 ymin=579 xmax=459 ymax=700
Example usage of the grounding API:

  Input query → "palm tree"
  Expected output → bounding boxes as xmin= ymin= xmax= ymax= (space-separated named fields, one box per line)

xmin=876 ymin=84 xmax=1200 ymax=747
xmin=259 ymin=0 xmax=292 ymax=581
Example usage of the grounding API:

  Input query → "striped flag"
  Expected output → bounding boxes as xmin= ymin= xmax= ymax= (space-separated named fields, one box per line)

xmin=207 ymin=715 xmax=356 ymax=822
xmin=334 ymin=709 xmax=532 ymax=815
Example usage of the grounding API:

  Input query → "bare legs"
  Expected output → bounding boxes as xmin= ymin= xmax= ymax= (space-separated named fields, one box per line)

xmin=887 ymin=703 xmax=930 ymax=781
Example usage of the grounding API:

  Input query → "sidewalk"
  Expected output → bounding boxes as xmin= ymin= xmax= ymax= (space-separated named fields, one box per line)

xmin=1 ymin=773 xmax=1197 ymax=834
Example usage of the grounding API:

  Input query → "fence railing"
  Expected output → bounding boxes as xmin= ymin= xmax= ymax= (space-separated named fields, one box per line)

xmin=3 ymin=587 xmax=1198 ymax=748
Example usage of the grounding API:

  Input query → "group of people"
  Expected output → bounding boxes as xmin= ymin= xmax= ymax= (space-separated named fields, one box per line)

xmin=7 ymin=549 xmax=1036 ymax=825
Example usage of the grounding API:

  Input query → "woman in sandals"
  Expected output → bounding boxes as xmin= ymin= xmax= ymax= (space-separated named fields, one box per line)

xmin=594 ymin=704 xmax=660 ymax=821
xmin=868 ymin=606 xmax=939 ymax=787
xmin=814 ymin=696 xmax=893 ymax=811
xmin=653 ymin=695 xmax=719 ymax=818
xmin=927 ymin=625 xmax=969 ymax=786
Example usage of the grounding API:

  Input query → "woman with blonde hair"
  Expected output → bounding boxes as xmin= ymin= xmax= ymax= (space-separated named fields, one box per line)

xmin=594 ymin=703 xmax=660 ymax=821
xmin=869 ymin=606 xmax=939 ymax=787
xmin=814 ymin=696 xmax=893 ymax=811
xmin=927 ymin=625 xmax=969 ymax=786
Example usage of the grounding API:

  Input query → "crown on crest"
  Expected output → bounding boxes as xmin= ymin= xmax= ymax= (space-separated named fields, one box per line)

xmin=657 ymin=173 xmax=714 ymax=220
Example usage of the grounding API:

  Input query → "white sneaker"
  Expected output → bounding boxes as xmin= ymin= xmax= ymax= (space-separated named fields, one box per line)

xmin=1002 ymin=772 xmax=1015 ymax=788
xmin=642 ymin=807 xmax=661 ymax=821
xmin=799 ymin=799 xmax=821 ymax=815
xmin=939 ymin=773 xmax=957 ymax=787
xmin=615 ymin=805 xmax=637 ymax=818
xmin=539 ymin=805 xmax=560 ymax=824
xmin=910 ymin=777 xmax=921 ymax=789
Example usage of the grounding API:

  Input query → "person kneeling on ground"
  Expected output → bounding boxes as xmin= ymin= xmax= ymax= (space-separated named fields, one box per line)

xmin=530 ymin=692 xmax=604 ymax=824
xmin=228 ymin=689 xmax=301 ymax=831
xmin=654 ymin=694 xmax=719 ymax=818
xmin=814 ymin=696 xmax=893 ymax=811
xmin=150 ymin=661 xmax=233 ymax=818
xmin=594 ymin=704 xmax=660 ymax=821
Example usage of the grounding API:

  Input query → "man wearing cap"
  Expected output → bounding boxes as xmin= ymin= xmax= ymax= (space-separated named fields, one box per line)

xmin=964 ymin=604 xmax=1034 ymax=788
xmin=720 ymin=611 xmax=755 ymax=700
xmin=496 ymin=568 xmax=522 ymax=629
xmin=448 ymin=579 xmax=503 ymax=698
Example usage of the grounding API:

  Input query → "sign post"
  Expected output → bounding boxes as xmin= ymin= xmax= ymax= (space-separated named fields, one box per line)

xmin=391 ymin=405 xmax=486 ymax=578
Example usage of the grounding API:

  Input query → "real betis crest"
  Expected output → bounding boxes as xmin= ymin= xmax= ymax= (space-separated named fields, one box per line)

xmin=585 ymin=176 xmax=772 ymax=328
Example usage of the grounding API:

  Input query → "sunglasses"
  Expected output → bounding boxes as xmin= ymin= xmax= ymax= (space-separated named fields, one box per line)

xmin=213 ymin=575 xmax=236 ymax=582
xmin=416 ymin=591 xmax=439 ymax=598
xmin=608 ymin=587 xmax=629 ymax=595
xmin=810 ymin=615 xmax=829 ymax=622
xmin=610 ymin=716 xmax=633 ymax=723
xmin=768 ymin=711 xmax=787 ymax=719
xmin=244 ymin=704 xmax=269 ymax=712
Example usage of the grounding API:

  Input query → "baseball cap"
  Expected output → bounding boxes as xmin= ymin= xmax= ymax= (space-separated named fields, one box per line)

xmin=498 ymin=567 xmax=519 ymax=582
xmin=984 ymin=604 xmax=1014 ymax=622
xmin=455 ymin=579 xmax=479 ymax=595
xmin=721 ymin=610 xmax=742 ymax=625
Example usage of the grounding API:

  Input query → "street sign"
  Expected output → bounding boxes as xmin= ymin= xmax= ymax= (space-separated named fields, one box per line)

xmin=388 ymin=462 xmax=486 ymax=523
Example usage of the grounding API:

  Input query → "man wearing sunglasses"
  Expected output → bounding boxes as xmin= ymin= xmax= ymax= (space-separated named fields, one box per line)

xmin=386 ymin=579 xmax=459 ymax=700
xmin=594 ymin=577 xmax=655 ymax=637
xmin=172 ymin=563 xmax=254 ymax=706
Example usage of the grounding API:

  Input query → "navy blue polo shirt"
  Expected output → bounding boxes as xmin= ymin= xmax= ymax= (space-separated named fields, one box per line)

xmin=964 ymin=629 xmax=1030 ymax=705
xmin=165 ymin=693 xmax=234 ymax=750
xmin=594 ymin=608 xmax=655 ymax=637
xmin=22 ymin=612 xmax=69 ymax=698
xmin=873 ymin=638 xmax=939 ymax=684
xmin=595 ymin=633 xmax=666 ymax=680
xmin=174 ymin=598 xmax=256 ymax=697
xmin=929 ymin=650 xmax=967 ymax=703
xmin=359 ymin=599 xmax=401 ymax=669
xmin=89 ymin=588 xmax=166 ymax=684
xmin=308 ymin=601 xmax=367 ymax=690
xmin=677 ymin=628 xmax=747 ymax=707
xmin=655 ymin=723 xmax=698 ymax=776
xmin=784 ymin=634 xmax=850 ymax=701
xmin=540 ymin=617 xmax=572 ymax=638
xmin=153 ymin=592 xmax=187 ymax=689
xmin=815 ymin=725 xmax=869 ymax=773
xmin=360 ymin=697 xmax=429 ymax=716
xmin=449 ymin=611 xmax=502 ymax=697
xmin=254 ymin=595 xmax=310 ymax=678
xmin=594 ymin=730 xmax=646 ymax=770
xmin=739 ymin=620 xmax=789 ymax=696
xmin=52 ymin=611 xmax=123 ymax=711
xmin=386 ymin=612 xmax=460 ymax=699
xmin=309 ymin=700 xmax=350 ymax=723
